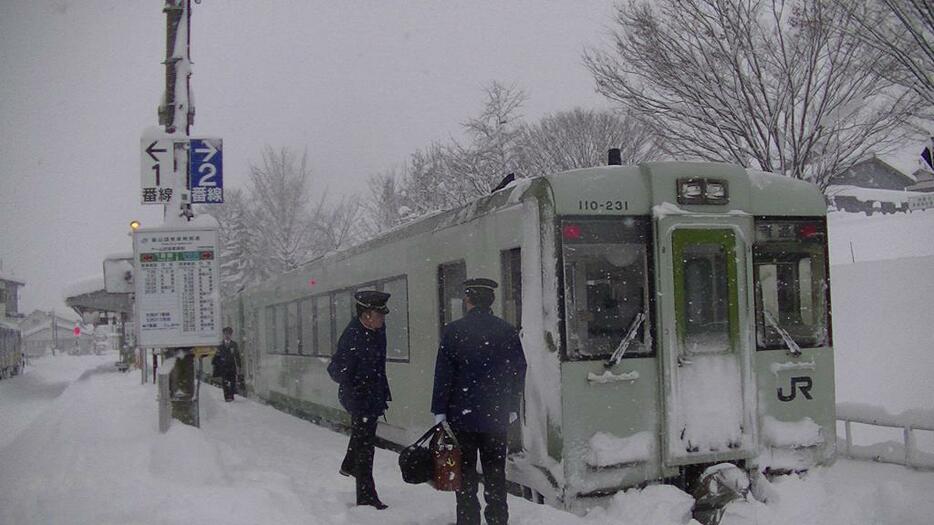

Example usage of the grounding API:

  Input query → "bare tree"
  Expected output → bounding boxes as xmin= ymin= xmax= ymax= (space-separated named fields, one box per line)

xmin=452 ymin=82 xmax=528 ymax=194
xmin=833 ymin=0 xmax=933 ymax=109
xmin=362 ymin=168 xmax=407 ymax=237
xmin=248 ymin=146 xmax=314 ymax=274
xmin=199 ymin=188 xmax=267 ymax=298
xmin=308 ymin=195 xmax=362 ymax=253
xmin=518 ymin=107 xmax=664 ymax=175
xmin=584 ymin=0 xmax=922 ymax=187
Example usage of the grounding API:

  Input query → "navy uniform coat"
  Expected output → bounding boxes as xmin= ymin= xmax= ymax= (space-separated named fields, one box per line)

xmin=212 ymin=340 xmax=241 ymax=378
xmin=431 ymin=307 xmax=527 ymax=433
xmin=327 ymin=317 xmax=392 ymax=418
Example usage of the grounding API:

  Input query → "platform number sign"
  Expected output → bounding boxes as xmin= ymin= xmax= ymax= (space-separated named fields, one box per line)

xmin=140 ymin=138 xmax=174 ymax=205
xmin=189 ymin=138 xmax=223 ymax=204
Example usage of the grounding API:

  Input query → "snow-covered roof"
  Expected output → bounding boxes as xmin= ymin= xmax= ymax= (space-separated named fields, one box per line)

xmin=0 ymin=272 xmax=25 ymax=285
xmin=21 ymin=320 xmax=78 ymax=338
xmin=880 ymin=144 xmax=929 ymax=182
xmin=825 ymin=185 xmax=924 ymax=205
xmin=104 ymin=252 xmax=134 ymax=261
xmin=62 ymin=276 xmax=105 ymax=300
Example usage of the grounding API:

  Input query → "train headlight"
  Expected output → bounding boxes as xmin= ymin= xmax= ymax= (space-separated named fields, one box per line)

xmin=677 ymin=179 xmax=705 ymax=204
xmin=704 ymin=180 xmax=729 ymax=204
xmin=677 ymin=178 xmax=729 ymax=205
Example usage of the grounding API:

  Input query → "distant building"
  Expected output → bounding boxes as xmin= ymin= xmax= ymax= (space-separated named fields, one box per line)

xmin=19 ymin=310 xmax=91 ymax=357
xmin=0 ymin=272 xmax=25 ymax=319
xmin=826 ymin=156 xmax=923 ymax=214
xmin=906 ymin=168 xmax=934 ymax=193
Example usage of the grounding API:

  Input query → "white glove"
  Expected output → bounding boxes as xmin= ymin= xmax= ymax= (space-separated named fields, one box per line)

xmin=509 ymin=412 xmax=518 ymax=424
xmin=434 ymin=413 xmax=447 ymax=424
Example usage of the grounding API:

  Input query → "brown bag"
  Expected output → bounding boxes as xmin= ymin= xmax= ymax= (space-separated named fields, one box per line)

xmin=430 ymin=421 xmax=462 ymax=492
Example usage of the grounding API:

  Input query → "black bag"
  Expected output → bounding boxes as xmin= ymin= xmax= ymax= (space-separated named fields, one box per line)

xmin=399 ymin=423 xmax=442 ymax=484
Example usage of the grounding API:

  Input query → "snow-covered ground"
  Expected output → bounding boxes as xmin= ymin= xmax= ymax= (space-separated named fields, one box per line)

xmin=1 ymin=210 xmax=932 ymax=525
xmin=1 ymin=353 xmax=933 ymax=525
xmin=828 ymin=210 xmax=934 ymax=453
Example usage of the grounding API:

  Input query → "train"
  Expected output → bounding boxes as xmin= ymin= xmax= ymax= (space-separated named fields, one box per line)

xmin=220 ymin=158 xmax=834 ymax=513
xmin=0 ymin=319 xmax=23 ymax=380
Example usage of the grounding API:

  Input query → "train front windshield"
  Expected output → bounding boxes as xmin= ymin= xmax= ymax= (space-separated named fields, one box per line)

xmin=561 ymin=217 xmax=652 ymax=359
xmin=753 ymin=219 xmax=831 ymax=349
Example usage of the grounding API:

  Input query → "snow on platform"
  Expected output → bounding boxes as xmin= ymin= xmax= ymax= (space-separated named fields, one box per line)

xmin=2 ymin=354 xmax=934 ymax=525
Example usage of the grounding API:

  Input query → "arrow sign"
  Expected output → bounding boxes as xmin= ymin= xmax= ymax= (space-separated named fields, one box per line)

xmin=194 ymin=140 xmax=217 ymax=164
xmin=140 ymin=137 xmax=173 ymax=205
xmin=189 ymin=138 xmax=223 ymax=204
xmin=145 ymin=141 xmax=167 ymax=164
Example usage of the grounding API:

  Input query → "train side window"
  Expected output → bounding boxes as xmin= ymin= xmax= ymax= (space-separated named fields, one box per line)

xmin=265 ymin=306 xmax=275 ymax=354
xmin=274 ymin=303 xmax=287 ymax=354
xmin=561 ymin=218 xmax=652 ymax=359
xmin=300 ymin=298 xmax=314 ymax=355
xmin=438 ymin=260 xmax=467 ymax=333
xmin=382 ymin=276 xmax=410 ymax=362
xmin=753 ymin=218 xmax=830 ymax=350
xmin=286 ymin=301 xmax=299 ymax=354
xmin=501 ymin=248 xmax=522 ymax=330
xmin=334 ymin=290 xmax=354 ymax=338
xmin=316 ymin=295 xmax=333 ymax=356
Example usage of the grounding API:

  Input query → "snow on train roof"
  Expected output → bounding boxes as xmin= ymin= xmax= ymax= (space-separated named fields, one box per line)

xmin=287 ymin=176 xmax=541 ymax=273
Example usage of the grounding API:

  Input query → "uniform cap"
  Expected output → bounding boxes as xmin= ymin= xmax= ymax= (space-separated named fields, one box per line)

xmin=463 ymin=278 xmax=498 ymax=292
xmin=354 ymin=290 xmax=390 ymax=314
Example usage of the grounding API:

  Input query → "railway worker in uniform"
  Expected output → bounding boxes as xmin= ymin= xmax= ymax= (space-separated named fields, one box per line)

xmin=431 ymin=278 xmax=527 ymax=525
xmin=327 ymin=290 xmax=392 ymax=510
xmin=212 ymin=326 xmax=241 ymax=402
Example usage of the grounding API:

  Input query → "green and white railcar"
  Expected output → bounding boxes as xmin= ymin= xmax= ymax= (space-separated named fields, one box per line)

xmin=223 ymin=161 xmax=834 ymax=511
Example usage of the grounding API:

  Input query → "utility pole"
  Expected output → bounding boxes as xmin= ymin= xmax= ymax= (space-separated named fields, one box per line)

xmin=158 ymin=0 xmax=198 ymax=427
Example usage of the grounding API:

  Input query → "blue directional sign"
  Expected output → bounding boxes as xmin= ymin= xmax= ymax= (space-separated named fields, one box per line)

xmin=189 ymin=138 xmax=223 ymax=203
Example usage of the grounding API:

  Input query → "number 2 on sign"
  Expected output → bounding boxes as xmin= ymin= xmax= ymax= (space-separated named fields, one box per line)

xmin=199 ymin=163 xmax=217 ymax=186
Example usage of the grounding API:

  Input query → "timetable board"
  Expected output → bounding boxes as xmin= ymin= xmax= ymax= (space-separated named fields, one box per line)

xmin=133 ymin=226 xmax=221 ymax=348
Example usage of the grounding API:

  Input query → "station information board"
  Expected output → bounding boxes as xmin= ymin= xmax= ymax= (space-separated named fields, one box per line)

xmin=133 ymin=226 xmax=221 ymax=348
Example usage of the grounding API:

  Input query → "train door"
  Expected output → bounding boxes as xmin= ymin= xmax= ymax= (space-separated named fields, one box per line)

xmin=659 ymin=222 xmax=757 ymax=467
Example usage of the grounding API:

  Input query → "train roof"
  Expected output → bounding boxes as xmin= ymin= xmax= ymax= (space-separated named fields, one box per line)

xmin=290 ymin=176 xmax=544 ymax=274
xmin=250 ymin=162 xmax=826 ymax=294
xmin=544 ymin=162 xmax=827 ymax=216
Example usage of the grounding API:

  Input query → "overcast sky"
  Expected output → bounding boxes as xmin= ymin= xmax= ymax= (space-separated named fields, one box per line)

xmin=0 ymin=0 xmax=618 ymax=315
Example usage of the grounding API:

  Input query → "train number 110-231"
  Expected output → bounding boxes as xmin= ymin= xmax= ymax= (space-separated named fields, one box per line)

xmin=579 ymin=200 xmax=628 ymax=211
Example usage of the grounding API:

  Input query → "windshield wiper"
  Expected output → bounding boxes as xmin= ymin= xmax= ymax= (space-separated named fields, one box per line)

xmin=763 ymin=310 xmax=801 ymax=357
xmin=605 ymin=312 xmax=646 ymax=368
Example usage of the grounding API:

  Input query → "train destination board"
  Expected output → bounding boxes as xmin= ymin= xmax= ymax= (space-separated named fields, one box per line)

xmin=133 ymin=226 xmax=221 ymax=348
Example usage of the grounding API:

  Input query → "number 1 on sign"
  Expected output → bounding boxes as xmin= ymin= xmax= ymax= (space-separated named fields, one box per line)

xmin=152 ymin=164 xmax=161 ymax=185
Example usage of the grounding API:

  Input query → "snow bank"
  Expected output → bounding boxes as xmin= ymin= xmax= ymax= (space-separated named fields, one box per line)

xmin=836 ymin=402 xmax=934 ymax=430
xmin=828 ymin=209 xmax=934 ymax=264
xmin=587 ymin=485 xmax=697 ymax=525
xmin=830 ymin=254 xmax=934 ymax=428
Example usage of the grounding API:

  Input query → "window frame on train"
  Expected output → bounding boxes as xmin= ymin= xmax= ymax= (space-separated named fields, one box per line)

xmin=437 ymin=259 xmax=467 ymax=334
xmin=558 ymin=215 xmax=656 ymax=361
xmin=752 ymin=216 xmax=832 ymax=351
